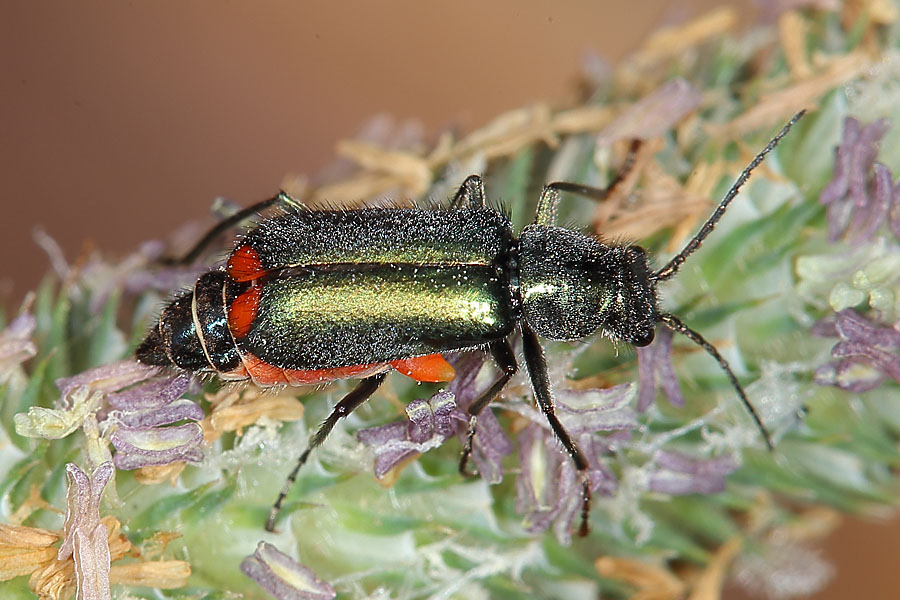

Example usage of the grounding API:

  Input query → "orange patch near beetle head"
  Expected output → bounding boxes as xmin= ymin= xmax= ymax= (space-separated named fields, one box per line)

xmin=390 ymin=354 xmax=456 ymax=382
xmin=227 ymin=245 xmax=264 ymax=282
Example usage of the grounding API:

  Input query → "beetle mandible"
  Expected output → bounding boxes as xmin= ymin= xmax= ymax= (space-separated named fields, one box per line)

xmin=137 ymin=111 xmax=804 ymax=534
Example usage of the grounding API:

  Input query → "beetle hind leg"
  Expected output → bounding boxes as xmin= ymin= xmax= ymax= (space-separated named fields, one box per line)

xmin=168 ymin=191 xmax=300 ymax=265
xmin=458 ymin=340 xmax=518 ymax=477
xmin=265 ymin=373 xmax=387 ymax=532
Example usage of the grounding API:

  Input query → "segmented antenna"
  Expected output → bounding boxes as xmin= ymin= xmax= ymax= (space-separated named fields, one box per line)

xmin=659 ymin=313 xmax=774 ymax=450
xmin=650 ymin=113 xmax=807 ymax=450
xmin=653 ymin=110 xmax=805 ymax=282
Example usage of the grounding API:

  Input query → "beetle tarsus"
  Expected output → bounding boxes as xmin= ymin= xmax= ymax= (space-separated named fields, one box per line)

xmin=578 ymin=473 xmax=592 ymax=537
xmin=451 ymin=174 xmax=488 ymax=209
xmin=459 ymin=417 xmax=479 ymax=478
xmin=536 ymin=138 xmax=642 ymax=227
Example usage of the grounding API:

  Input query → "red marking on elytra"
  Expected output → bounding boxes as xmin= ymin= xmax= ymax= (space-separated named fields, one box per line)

xmin=391 ymin=354 xmax=456 ymax=382
xmin=227 ymin=245 xmax=264 ymax=282
xmin=240 ymin=351 xmax=389 ymax=387
xmin=228 ymin=285 xmax=262 ymax=338
xmin=217 ymin=363 xmax=248 ymax=380
xmin=235 ymin=350 xmax=457 ymax=387
xmin=241 ymin=352 xmax=290 ymax=386
xmin=283 ymin=363 xmax=389 ymax=386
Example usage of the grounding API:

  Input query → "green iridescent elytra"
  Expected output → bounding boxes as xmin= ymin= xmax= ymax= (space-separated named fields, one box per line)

xmin=236 ymin=207 xmax=521 ymax=370
xmin=245 ymin=264 xmax=515 ymax=369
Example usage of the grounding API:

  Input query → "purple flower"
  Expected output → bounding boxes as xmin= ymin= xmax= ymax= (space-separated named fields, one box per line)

xmin=856 ymin=162 xmax=895 ymax=242
xmin=60 ymin=462 xmax=115 ymax=600
xmin=66 ymin=364 xmax=204 ymax=470
xmin=813 ymin=309 xmax=900 ymax=391
xmin=813 ymin=360 xmax=885 ymax=393
xmin=503 ymin=382 xmax=638 ymax=435
xmin=889 ymin=169 xmax=900 ymax=241
xmin=56 ymin=360 xmax=159 ymax=402
xmin=110 ymin=423 xmax=204 ymax=470
xmin=515 ymin=425 xmax=618 ymax=545
xmin=595 ymin=78 xmax=701 ymax=144
xmin=361 ymin=350 xmax=637 ymax=543
xmin=357 ymin=390 xmax=466 ymax=478
xmin=109 ymin=398 xmax=204 ymax=428
xmin=107 ymin=373 xmax=203 ymax=469
xmin=440 ymin=352 xmax=517 ymax=482
xmin=510 ymin=382 xmax=635 ymax=544
xmin=647 ymin=450 xmax=739 ymax=495
xmin=241 ymin=542 xmax=335 ymax=600
xmin=16 ymin=360 xmax=205 ymax=470
xmin=105 ymin=372 xmax=191 ymax=411
xmin=819 ymin=117 xmax=894 ymax=243
xmin=635 ymin=327 xmax=685 ymax=412
xmin=356 ymin=353 xmax=516 ymax=484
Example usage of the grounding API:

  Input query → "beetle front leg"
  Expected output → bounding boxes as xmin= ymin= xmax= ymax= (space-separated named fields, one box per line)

xmin=459 ymin=340 xmax=518 ymax=477
xmin=520 ymin=323 xmax=593 ymax=537
xmin=266 ymin=372 xmax=387 ymax=532
xmin=534 ymin=139 xmax=642 ymax=226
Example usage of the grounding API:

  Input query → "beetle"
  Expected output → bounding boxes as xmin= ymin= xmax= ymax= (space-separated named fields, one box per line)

xmin=137 ymin=111 xmax=803 ymax=534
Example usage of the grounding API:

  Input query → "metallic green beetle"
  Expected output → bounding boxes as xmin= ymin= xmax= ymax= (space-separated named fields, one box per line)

xmin=138 ymin=111 xmax=803 ymax=533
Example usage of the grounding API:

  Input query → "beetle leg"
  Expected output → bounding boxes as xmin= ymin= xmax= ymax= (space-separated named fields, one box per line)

xmin=266 ymin=372 xmax=387 ymax=532
xmin=459 ymin=340 xmax=518 ymax=477
xmin=534 ymin=139 xmax=642 ymax=226
xmin=173 ymin=191 xmax=302 ymax=265
xmin=521 ymin=322 xmax=593 ymax=537
xmin=450 ymin=174 xmax=487 ymax=209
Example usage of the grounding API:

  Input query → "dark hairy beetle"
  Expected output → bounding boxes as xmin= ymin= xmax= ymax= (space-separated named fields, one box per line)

xmin=137 ymin=111 xmax=804 ymax=534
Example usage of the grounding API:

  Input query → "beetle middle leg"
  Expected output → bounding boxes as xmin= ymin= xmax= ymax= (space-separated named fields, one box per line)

xmin=521 ymin=322 xmax=594 ymax=537
xmin=458 ymin=340 xmax=518 ymax=477
xmin=266 ymin=372 xmax=387 ymax=532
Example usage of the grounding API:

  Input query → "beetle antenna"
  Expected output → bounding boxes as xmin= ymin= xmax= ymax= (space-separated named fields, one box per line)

xmin=653 ymin=110 xmax=805 ymax=282
xmin=658 ymin=313 xmax=773 ymax=450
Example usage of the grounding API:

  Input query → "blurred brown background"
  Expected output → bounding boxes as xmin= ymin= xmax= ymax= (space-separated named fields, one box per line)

xmin=1 ymin=2 xmax=897 ymax=598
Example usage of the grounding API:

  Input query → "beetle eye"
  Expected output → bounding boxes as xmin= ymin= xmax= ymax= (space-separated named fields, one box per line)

xmin=632 ymin=329 xmax=655 ymax=347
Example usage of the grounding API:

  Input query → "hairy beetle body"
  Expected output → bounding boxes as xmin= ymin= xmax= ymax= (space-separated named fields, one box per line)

xmin=136 ymin=110 xmax=802 ymax=534
xmin=139 ymin=206 xmax=523 ymax=385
